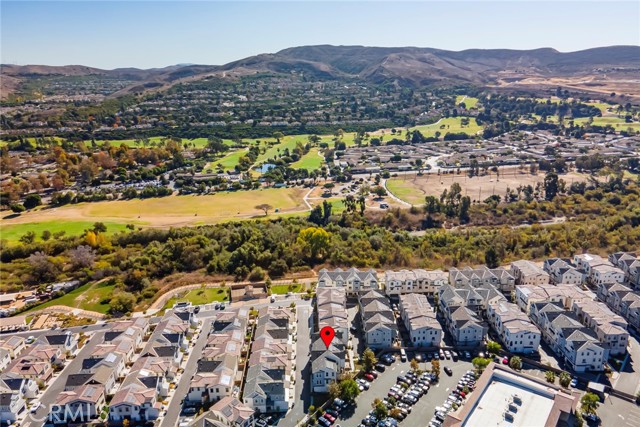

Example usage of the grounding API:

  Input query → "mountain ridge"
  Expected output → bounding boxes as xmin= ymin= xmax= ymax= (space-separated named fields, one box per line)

xmin=2 ymin=44 xmax=639 ymax=99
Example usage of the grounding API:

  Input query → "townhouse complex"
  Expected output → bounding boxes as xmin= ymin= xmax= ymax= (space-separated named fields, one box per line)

xmin=243 ymin=306 xmax=296 ymax=414
xmin=311 ymin=287 xmax=348 ymax=393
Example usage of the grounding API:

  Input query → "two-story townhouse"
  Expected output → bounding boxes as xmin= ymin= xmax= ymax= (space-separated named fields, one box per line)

xmin=108 ymin=382 xmax=161 ymax=424
xmin=0 ymin=336 xmax=26 ymax=359
xmin=206 ymin=396 xmax=255 ymax=427
xmin=54 ymin=384 xmax=106 ymax=423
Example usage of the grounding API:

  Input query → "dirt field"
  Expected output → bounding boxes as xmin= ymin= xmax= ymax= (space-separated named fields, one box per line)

xmin=386 ymin=167 xmax=598 ymax=205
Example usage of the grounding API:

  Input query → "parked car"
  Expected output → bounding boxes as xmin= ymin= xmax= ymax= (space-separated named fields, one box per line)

xmin=439 ymin=349 xmax=445 ymax=359
xmin=375 ymin=363 xmax=387 ymax=372
xmin=444 ymin=350 xmax=451 ymax=359
xmin=364 ymin=373 xmax=375 ymax=381
xmin=570 ymin=377 xmax=578 ymax=388
xmin=367 ymin=371 xmax=379 ymax=379
xmin=502 ymin=357 xmax=509 ymax=364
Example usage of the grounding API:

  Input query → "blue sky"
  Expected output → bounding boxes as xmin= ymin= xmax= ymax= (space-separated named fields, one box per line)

xmin=2 ymin=1 xmax=639 ymax=69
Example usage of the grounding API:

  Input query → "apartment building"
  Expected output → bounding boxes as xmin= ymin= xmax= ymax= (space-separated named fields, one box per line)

xmin=358 ymin=290 xmax=398 ymax=349
xmin=571 ymin=299 xmax=629 ymax=356
xmin=243 ymin=307 xmax=295 ymax=413
xmin=515 ymin=283 xmax=595 ymax=314
xmin=543 ymin=258 xmax=585 ymax=285
xmin=449 ymin=266 xmax=516 ymax=292
xmin=486 ymin=299 xmax=540 ymax=354
xmin=609 ymin=252 xmax=640 ymax=289
xmin=574 ymin=253 xmax=625 ymax=286
xmin=510 ymin=260 xmax=550 ymax=286
xmin=317 ymin=267 xmax=379 ymax=296
xmin=385 ymin=269 xmax=448 ymax=296
xmin=399 ymin=294 xmax=442 ymax=347
xmin=311 ymin=287 xmax=348 ymax=393
xmin=529 ymin=302 xmax=605 ymax=372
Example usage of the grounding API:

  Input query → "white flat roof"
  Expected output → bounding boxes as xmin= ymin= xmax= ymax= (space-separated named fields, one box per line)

xmin=463 ymin=372 xmax=555 ymax=427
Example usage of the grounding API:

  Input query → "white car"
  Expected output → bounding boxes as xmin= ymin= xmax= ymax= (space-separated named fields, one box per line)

xmin=30 ymin=402 xmax=41 ymax=413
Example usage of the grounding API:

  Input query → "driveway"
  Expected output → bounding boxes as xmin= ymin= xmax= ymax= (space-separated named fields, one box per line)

xmin=160 ymin=319 xmax=211 ymax=427
xmin=278 ymin=304 xmax=312 ymax=427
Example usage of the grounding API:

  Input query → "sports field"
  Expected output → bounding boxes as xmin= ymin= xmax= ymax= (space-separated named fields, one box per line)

xmin=291 ymin=148 xmax=323 ymax=170
xmin=386 ymin=168 xmax=596 ymax=205
xmin=1 ymin=187 xmax=310 ymax=230
xmin=410 ymin=117 xmax=483 ymax=137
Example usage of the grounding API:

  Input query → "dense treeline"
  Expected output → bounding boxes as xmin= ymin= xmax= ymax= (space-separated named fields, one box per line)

xmin=2 ymin=176 xmax=639 ymax=305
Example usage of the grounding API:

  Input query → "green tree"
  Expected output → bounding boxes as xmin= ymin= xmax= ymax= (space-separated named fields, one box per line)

xmin=580 ymin=392 xmax=600 ymax=416
xmin=19 ymin=231 xmax=36 ymax=244
xmin=273 ymin=131 xmax=284 ymax=143
xmin=485 ymin=247 xmax=500 ymax=269
xmin=410 ymin=358 xmax=419 ymax=372
xmin=472 ymin=357 xmax=490 ymax=373
xmin=509 ymin=356 xmax=522 ymax=370
xmin=328 ymin=381 xmax=341 ymax=399
xmin=109 ymin=292 xmax=136 ymax=314
xmin=362 ymin=348 xmax=377 ymax=372
xmin=23 ymin=194 xmax=42 ymax=209
xmin=93 ymin=222 xmax=107 ymax=233
xmin=545 ymin=370 xmax=556 ymax=383
xmin=255 ymin=204 xmax=273 ymax=216
xmin=559 ymin=372 xmax=571 ymax=388
xmin=296 ymin=227 xmax=331 ymax=260
xmin=544 ymin=172 xmax=559 ymax=201
xmin=372 ymin=398 xmax=388 ymax=420
xmin=339 ymin=378 xmax=360 ymax=401
xmin=486 ymin=340 xmax=502 ymax=355
xmin=41 ymin=230 xmax=51 ymax=241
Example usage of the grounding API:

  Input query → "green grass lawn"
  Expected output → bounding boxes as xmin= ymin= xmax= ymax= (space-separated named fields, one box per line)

xmin=207 ymin=148 xmax=248 ymax=172
xmin=24 ymin=281 xmax=115 ymax=314
xmin=291 ymin=148 xmax=324 ymax=170
xmin=385 ymin=178 xmax=425 ymax=205
xmin=410 ymin=117 xmax=483 ymax=138
xmin=271 ymin=283 xmax=304 ymax=294
xmin=1 ymin=220 xmax=131 ymax=245
xmin=572 ymin=116 xmax=640 ymax=130
xmin=163 ymin=287 xmax=229 ymax=309
xmin=456 ymin=95 xmax=479 ymax=109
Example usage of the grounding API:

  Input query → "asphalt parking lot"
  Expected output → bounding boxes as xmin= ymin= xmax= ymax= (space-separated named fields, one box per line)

xmin=598 ymin=394 xmax=640 ymax=427
xmin=333 ymin=354 xmax=476 ymax=427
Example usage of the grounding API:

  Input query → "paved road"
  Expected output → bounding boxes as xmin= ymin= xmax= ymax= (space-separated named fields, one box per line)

xmin=613 ymin=334 xmax=640 ymax=396
xmin=278 ymin=304 xmax=312 ymax=427
xmin=160 ymin=319 xmax=212 ymax=427
xmin=22 ymin=331 xmax=105 ymax=427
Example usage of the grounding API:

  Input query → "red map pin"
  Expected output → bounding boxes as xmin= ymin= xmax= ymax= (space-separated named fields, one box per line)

xmin=320 ymin=326 xmax=336 ymax=349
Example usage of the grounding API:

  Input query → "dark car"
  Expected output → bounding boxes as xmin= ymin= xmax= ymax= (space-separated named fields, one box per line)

xmin=444 ymin=366 xmax=453 ymax=376
xmin=375 ymin=363 xmax=387 ymax=372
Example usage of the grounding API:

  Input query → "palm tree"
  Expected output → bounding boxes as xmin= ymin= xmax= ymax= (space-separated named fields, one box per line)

xmin=545 ymin=371 xmax=556 ymax=383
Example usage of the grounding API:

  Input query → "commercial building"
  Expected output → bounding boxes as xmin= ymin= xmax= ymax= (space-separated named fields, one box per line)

xmin=444 ymin=363 xmax=579 ymax=427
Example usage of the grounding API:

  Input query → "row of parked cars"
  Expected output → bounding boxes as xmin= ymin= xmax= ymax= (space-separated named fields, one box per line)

xmin=429 ymin=370 xmax=477 ymax=427
xmin=359 ymin=368 xmax=438 ymax=427
xmin=316 ymin=398 xmax=347 ymax=427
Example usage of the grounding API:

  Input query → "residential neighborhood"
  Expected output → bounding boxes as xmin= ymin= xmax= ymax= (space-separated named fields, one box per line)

xmin=1 ymin=251 xmax=640 ymax=427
